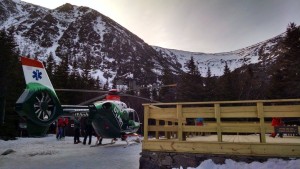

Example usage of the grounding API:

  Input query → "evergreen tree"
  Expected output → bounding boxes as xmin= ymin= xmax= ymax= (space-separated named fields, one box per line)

xmin=238 ymin=66 xmax=252 ymax=100
xmin=103 ymin=80 xmax=109 ymax=91
xmin=95 ymin=76 xmax=101 ymax=89
xmin=151 ymin=86 xmax=159 ymax=101
xmin=82 ymin=56 xmax=93 ymax=89
xmin=53 ymin=55 xmax=70 ymax=103
xmin=185 ymin=56 xmax=200 ymax=76
xmin=0 ymin=29 xmax=24 ymax=139
xmin=159 ymin=67 xmax=176 ymax=102
xmin=269 ymin=23 xmax=300 ymax=98
xmin=53 ymin=55 xmax=69 ymax=88
xmin=218 ymin=62 xmax=236 ymax=100
xmin=45 ymin=52 xmax=55 ymax=80
xmin=66 ymin=59 xmax=83 ymax=104
xmin=68 ymin=59 xmax=81 ymax=89
xmin=257 ymin=47 xmax=268 ymax=99
xmin=139 ymin=86 xmax=151 ymax=99
xmin=203 ymin=67 xmax=217 ymax=101
xmin=177 ymin=57 xmax=203 ymax=101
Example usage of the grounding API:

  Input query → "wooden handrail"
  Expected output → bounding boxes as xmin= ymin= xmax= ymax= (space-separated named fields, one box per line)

xmin=143 ymin=99 xmax=300 ymax=142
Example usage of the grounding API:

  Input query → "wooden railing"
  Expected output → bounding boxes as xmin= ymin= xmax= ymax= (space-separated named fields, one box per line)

xmin=142 ymin=99 xmax=300 ymax=157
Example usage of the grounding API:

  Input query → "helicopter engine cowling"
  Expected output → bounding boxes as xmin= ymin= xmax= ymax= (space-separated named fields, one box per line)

xmin=15 ymin=85 xmax=63 ymax=136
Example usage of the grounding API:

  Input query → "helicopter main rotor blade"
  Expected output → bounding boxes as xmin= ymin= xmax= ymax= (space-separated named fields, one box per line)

xmin=56 ymin=89 xmax=160 ymax=104
xmin=55 ymin=89 xmax=108 ymax=93
xmin=120 ymin=93 xmax=160 ymax=103
xmin=78 ymin=94 xmax=107 ymax=105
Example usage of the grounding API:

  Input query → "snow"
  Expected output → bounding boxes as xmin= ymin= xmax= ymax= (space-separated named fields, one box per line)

xmin=153 ymin=46 xmax=251 ymax=77
xmin=0 ymin=135 xmax=141 ymax=169
xmin=181 ymin=158 xmax=300 ymax=169
xmin=1 ymin=135 xmax=299 ymax=169
xmin=93 ymin=16 xmax=106 ymax=42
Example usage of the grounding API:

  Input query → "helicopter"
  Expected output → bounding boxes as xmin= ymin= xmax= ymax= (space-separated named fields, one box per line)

xmin=15 ymin=56 xmax=143 ymax=144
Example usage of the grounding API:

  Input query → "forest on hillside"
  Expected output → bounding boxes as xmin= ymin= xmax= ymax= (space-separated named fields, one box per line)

xmin=0 ymin=23 xmax=299 ymax=139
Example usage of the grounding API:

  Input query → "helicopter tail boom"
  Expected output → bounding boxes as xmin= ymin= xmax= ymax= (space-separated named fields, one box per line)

xmin=15 ymin=57 xmax=64 ymax=136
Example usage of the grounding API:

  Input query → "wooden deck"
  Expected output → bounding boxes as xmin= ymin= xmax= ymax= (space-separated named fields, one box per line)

xmin=142 ymin=99 xmax=300 ymax=157
xmin=143 ymin=135 xmax=300 ymax=157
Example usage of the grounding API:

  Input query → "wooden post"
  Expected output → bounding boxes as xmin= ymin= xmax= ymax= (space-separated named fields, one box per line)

xmin=172 ymin=121 xmax=176 ymax=138
xmin=144 ymin=105 xmax=149 ymax=141
xmin=155 ymin=119 xmax=159 ymax=139
xmin=215 ymin=103 xmax=222 ymax=142
xmin=177 ymin=104 xmax=184 ymax=141
xmin=165 ymin=121 xmax=171 ymax=139
xmin=257 ymin=102 xmax=266 ymax=143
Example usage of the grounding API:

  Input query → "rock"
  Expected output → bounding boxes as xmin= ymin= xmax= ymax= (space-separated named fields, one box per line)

xmin=139 ymin=156 xmax=160 ymax=169
xmin=1 ymin=149 xmax=16 ymax=155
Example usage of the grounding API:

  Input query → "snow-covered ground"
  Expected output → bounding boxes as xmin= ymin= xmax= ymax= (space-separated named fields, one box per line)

xmin=0 ymin=135 xmax=141 ymax=169
xmin=187 ymin=158 xmax=300 ymax=169
xmin=1 ymin=135 xmax=300 ymax=169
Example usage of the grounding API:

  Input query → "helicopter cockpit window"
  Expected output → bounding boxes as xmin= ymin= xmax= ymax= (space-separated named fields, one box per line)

xmin=122 ymin=109 xmax=140 ymax=132
xmin=129 ymin=111 xmax=134 ymax=121
xmin=128 ymin=110 xmax=140 ymax=124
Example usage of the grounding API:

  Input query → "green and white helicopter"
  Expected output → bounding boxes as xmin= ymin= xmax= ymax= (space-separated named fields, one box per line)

xmin=15 ymin=56 xmax=142 ymax=144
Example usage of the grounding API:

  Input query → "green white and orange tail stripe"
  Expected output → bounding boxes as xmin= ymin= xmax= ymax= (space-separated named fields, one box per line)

xmin=20 ymin=56 xmax=55 ymax=93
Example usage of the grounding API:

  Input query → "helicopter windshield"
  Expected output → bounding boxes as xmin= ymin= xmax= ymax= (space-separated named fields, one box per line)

xmin=128 ymin=110 xmax=138 ymax=122
xmin=122 ymin=108 xmax=140 ymax=132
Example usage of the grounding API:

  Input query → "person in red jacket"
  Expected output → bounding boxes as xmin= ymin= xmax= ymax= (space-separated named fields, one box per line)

xmin=270 ymin=117 xmax=283 ymax=138
xmin=62 ymin=117 xmax=69 ymax=139
xmin=56 ymin=117 xmax=64 ymax=140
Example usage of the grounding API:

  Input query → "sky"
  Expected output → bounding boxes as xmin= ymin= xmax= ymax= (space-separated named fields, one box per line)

xmin=20 ymin=0 xmax=300 ymax=53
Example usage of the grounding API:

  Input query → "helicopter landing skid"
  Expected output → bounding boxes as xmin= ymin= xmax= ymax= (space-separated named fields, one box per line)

xmin=90 ymin=142 xmax=116 ymax=147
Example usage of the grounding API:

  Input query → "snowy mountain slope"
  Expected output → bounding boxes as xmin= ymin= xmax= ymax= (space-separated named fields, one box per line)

xmin=0 ymin=0 xmax=285 ymax=84
xmin=153 ymin=32 xmax=284 ymax=76
xmin=1 ymin=0 xmax=181 ymax=86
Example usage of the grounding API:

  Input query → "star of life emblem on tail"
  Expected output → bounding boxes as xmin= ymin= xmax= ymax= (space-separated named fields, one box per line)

xmin=32 ymin=69 xmax=42 ymax=80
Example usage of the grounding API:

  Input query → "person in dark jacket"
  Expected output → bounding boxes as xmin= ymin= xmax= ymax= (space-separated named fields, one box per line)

xmin=74 ymin=117 xmax=81 ymax=144
xmin=83 ymin=117 xmax=93 ymax=145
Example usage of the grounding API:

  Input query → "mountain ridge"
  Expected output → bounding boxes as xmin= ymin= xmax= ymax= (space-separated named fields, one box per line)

xmin=153 ymin=31 xmax=283 ymax=76
xmin=0 ymin=0 xmax=285 ymax=84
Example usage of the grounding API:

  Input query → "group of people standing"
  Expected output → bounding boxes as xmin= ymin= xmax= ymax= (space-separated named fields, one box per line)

xmin=73 ymin=116 xmax=96 ymax=145
xmin=56 ymin=116 xmax=98 ymax=145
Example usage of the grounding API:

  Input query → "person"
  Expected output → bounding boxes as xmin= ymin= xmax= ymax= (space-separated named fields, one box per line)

xmin=95 ymin=134 xmax=102 ymax=145
xmin=62 ymin=117 xmax=69 ymax=139
xmin=73 ymin=117 xmax=81 ymax=144
xmin=56 ymin=117 xmax=64 ymax=140
xmin=270 ymin=117 xmax=283 ymax=138
xmin=195 ymin=118 xmax=204 ymax=126
xmin=48 ymin=122 xmax=56 ymax=134
xmin=83 ymin=117 xmax=93 ymax=145
xmin=195 ymin=118 xmax=205 ymax=136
